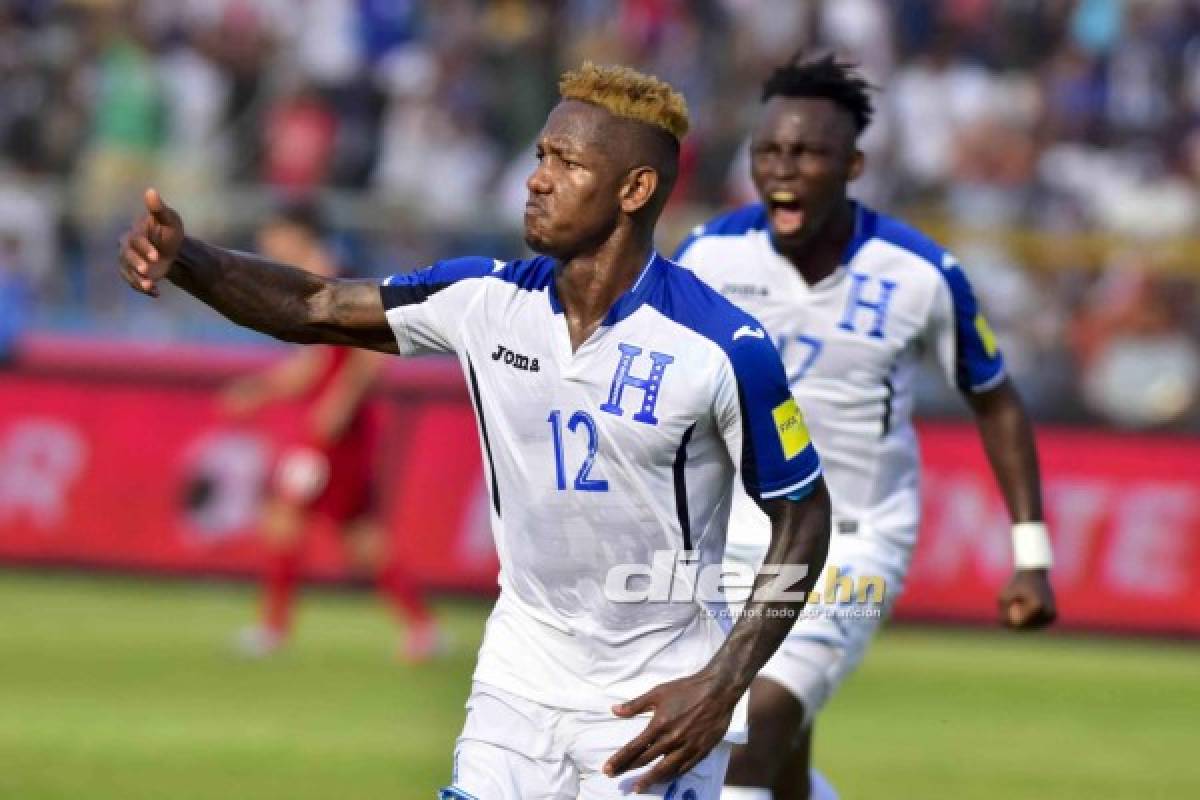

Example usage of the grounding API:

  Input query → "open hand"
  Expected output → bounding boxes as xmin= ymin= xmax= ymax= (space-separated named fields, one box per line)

xmin=118 ymin=188 xmax=185 ymax=298
xmin=998 ymin=568 xmax=1057 ymax=629
xmin=604 ymin=669 xmax=737 ymax=792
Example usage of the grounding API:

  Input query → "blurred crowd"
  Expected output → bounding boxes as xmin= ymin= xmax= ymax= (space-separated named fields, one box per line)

xmin=0 ymin=0 xmax=1198 ymax=429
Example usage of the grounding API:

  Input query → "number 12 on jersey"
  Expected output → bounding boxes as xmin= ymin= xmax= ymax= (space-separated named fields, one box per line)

xmin=548 ymin=410 xmax=609 ymax=492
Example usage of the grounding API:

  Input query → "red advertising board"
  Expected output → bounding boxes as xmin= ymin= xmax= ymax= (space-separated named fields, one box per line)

xmin=0 ymin=336 xmax=496 ymax=591
xmin=902 ymin=425 xmax=1200 ymax=635
xmin=1 ymin=336 xmax=1198 ymax=634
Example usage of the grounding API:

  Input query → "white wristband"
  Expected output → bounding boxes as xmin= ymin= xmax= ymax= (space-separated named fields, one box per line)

xmin=1011 ymin=522 xmax=1053 ymax=570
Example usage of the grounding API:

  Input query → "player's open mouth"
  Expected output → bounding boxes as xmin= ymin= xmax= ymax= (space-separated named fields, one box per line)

xmin=767 ymin=191 xmax=805 ymax=236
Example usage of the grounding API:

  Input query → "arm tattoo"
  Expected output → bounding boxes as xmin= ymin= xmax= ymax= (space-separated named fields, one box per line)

xmin=170 ymin=237 xmax=397 ymax=352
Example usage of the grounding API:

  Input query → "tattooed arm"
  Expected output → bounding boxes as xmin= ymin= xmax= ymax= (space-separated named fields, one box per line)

xmin=118 ymin=189 xmax=397 ymax=353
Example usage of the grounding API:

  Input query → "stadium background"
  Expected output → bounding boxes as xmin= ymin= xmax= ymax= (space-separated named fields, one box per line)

xmin=0 ymin=1 xmax=1198 ymax=797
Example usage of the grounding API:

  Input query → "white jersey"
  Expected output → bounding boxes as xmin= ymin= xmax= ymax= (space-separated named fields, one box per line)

xmin=676 ymin=202 xmax=1005 ymax=558
xmin=381 ymin=253 xmax=821 ymax=712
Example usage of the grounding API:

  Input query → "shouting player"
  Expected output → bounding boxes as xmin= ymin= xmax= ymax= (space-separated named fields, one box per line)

xmin=674 ymin=56 xmax=1058 ymax=800
xmin=220 ymin=202 xmax=439 ymax=661
xmin=118 ymin=63 xmax=833 ymax=798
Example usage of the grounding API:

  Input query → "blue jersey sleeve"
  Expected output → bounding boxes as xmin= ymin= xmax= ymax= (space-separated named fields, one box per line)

xmin=380 ymin=256 xmax=500 ymax=355
xmin=931 ymin=254 xmax=1006 ymax=393
xmin=718 ymin=332 xmax=822 ymax=501
xmin=673 ymin=203 xmax=769 ymax=262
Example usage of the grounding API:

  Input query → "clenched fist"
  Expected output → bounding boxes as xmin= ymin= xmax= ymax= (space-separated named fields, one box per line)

xmin=998 ymin=568 xmax=1057 ymax=630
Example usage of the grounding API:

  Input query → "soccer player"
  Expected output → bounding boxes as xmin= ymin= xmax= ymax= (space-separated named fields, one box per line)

xmin=675 ymin=56 xmax=1058 ymax=800
xmin=118 ymin=63 xmax=833 ymax=798
xmin=220 ymin=202 xmax=439 ymax=661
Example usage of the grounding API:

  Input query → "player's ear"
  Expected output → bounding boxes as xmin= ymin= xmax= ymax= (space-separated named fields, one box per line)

xmin=619 ymin=166 xmax=659 ymax=215
xmin=848 ymin=149 xmax=865 ymax=182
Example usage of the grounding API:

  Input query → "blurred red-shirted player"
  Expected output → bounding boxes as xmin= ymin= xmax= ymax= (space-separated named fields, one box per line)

xmin=221 ymin=202 xmax=440 ymax=661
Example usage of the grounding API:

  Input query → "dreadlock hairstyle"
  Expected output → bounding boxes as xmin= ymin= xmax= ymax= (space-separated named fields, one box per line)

xmin=761 ymin=53 xmax=875 ymax=135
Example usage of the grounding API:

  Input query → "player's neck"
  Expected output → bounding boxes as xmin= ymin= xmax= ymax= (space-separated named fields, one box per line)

xmin=777 ymin=200 xmax=856 ymax=286
xmin=555 ymin=228 xmax=655 ymax=351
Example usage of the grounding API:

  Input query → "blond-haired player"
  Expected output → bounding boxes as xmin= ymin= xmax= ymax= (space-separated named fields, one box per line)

xmin=118 ymin=63 xmax=833 ymax=799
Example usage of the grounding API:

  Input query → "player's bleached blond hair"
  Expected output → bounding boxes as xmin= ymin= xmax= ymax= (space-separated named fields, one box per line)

xmin=558 ymin=62 xmax=690 ymax=142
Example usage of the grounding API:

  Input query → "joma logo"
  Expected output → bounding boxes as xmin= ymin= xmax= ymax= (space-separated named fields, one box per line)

xmin=491 ymin=344 xmax=540 ymax=372
xmin=721 ymin=283 xmax=769 ymax=298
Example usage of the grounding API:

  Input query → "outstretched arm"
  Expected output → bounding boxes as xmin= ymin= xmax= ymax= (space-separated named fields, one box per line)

xmin=922 ymin=251 xmax=1056 ymax=630
xmin=118 ymin=189 xmax=398 ymax=353
xmin=170 ymin=238 xmax=397 ymax=352
xmin=964 ymin=377 xmax=1057 ymax=629
xmin=604 ymin=480 xmax=831 ymax=790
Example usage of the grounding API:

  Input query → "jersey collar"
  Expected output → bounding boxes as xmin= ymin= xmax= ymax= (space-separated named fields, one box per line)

xmin=840 ymin=200 xmax=874 ymax=266
xmin=547 ymin=251 xmax=664 ymax=326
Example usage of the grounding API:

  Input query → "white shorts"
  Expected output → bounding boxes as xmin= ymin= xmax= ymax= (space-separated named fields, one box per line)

xmin=750 ymin=521 xmax=911 ymax=726
xmin=440 ymin=682 xmax=732 ymax=800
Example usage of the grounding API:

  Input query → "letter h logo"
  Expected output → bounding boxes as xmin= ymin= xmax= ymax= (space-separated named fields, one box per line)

xmin=600 ymin=343 xmax=675 ymax=426
xmin=838 ymin=273 xmax=897 ymax=339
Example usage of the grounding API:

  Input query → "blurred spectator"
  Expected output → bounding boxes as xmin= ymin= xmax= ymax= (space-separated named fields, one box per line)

xmin=890 ymin=39 xmax=994 ymax=195
xmin=818 ymin=0 xmax=893 ymax=79
xmin=191 ymin=0 xmax=286 ymax=183
xmin=155 ymin=26 xmax=232 ymax=202
xmin=0 ymin=235 xmax=32 ymax=365
xmin=1041 ymin=45 xmax=1106 ymax=144
xmin=373 ymin=48 xmax=499 ymax=227
xmin=945 ymin=76 xmax=1040 ymax=225
xmin=75 ymin=2 xmax=166 ymax=227
xmin=0 ymin=0 xmax=1196 ymax=430
xmin=1073 ymin=268 xmax=1200 ymax=430
xmin=1105 ymin=1 xmax=1173 ymax=140
xmin=0 ymin=120 xmax=58 ymax=296
xmin=1070 ymin=0 xmax=1124 ymax=55
xmin=262 ymin=81 xmax=337 ymax=195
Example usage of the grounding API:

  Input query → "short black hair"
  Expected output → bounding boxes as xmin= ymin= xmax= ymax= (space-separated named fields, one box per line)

xmin=265 ymin=198 xmax=328 ymax=240
xmin=761 ymin=53 xmax=874 ymax=134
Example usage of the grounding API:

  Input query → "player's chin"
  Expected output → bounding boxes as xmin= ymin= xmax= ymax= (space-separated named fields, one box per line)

xmin=768 ymin=225 xmax=812 ymax=249
xmin=523 ymin=226 xmax=564 ymax=258
xmin=523 ymin=229 xmax=549 ymax=255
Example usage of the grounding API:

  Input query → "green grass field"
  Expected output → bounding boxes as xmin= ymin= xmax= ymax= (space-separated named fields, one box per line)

xmin=1 ymin=573 xmax=1196 ymax=799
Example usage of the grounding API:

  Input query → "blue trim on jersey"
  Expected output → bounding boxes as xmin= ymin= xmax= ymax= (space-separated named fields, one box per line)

xmin=857 ymin=206 xmax=1006 ymax=393
xmin=497 ymin=255 xmax=556 ymax=292
xmin=840 ymin=200 xmax=873 ymax=264
xmin=546 ymin=251 xmax=661 ymax=326
xmin=673 ymin=203 xmax=768 ymax=260
xmin=643 ymin=256 xmax=821 ymax=499
xmin=697 ymin=203 xmax=769 ymax=234
xmin=863 ymin=206 xmax=946 ymax=266
xmin=764 ymin=467 xmax=822 ymax=500
xmin=677 ymin=200 xmax=872 ymax=269
xmin=381 ymin=255 xmax=555 ymax=309
xmin=438 ymin=787 xmax=479 ymax=800
xmin=381 ymin=256 xmax=494 ymax=307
